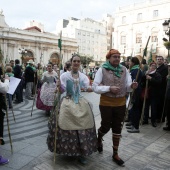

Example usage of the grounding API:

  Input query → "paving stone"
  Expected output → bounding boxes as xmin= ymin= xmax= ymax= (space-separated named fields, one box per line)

xmin=158 ymin=151 xmax=170 ymax=162
xmin=1 ymin=141 xmax=31 ymax=152
xmin=0 ymin=166 xmax=14 ymax=170
xmin=145 ymin=158 xmax=170 ymax=170
xmin=18 ymin=145 xmax=47 ymax=157
xmin=145 ymin=143 xmax=169 ymax=153
xmin=5 ymin=153 xmax=34 ymax=169
xmin=1 ymin=92 xmax=170 ymax=170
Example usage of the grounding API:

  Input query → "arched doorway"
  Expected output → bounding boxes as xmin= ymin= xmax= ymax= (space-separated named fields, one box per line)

xmin=22 ymin=50 xmax=34 ymax=63
xmin=50 ymin=53 xmax=59 ymax=65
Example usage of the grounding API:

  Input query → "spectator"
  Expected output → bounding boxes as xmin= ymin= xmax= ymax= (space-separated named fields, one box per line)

xmin=25 ymin=59 xmax=36 ymax=100
xmin=0 ymin=74 xmax=10 ymax=165
xmin=126 ymin=57 xmax=143 ymax=133
xmin=5 ymin=66 xmax=14 ymax=108
xmin=163 ymin=63 xmax=170 ymax=131
xmin=156 ymin=56 xmax=168 ymax=122
xmin=13 ymin=59 xmax=23 ymax=103
xmin=141 ymin=62 xmax=162 ymax=127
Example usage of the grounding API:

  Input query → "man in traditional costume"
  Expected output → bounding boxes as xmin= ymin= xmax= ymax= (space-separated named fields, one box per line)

xmin=92 ymin=49 xmax=138 ymax=166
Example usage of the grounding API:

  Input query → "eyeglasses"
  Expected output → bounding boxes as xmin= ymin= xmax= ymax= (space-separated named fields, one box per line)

xmin=73 ymin=60 xmax=80 ymax=63
xmin=111 ymin=55 xmax=120 ymax=59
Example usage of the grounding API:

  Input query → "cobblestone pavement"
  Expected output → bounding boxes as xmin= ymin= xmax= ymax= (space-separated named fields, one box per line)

xmin=0 ymin=92 xmax=170 ymax=170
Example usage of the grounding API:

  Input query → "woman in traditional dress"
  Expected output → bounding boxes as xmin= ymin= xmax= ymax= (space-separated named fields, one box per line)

xmin=36 ymin=63 xmax=58 ymax=115
xmin=47 ymin=54 xmax=97 ymax=164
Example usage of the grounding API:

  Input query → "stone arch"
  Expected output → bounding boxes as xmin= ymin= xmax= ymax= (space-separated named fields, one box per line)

xmin=22 ymin=50 xmax=34 ymax=64
xmin=49 ymin=52 xmax=59 ymax=65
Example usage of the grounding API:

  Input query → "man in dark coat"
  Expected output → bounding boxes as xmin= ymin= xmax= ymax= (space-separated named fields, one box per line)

xmin=156 ymin=56 xmax=168 ymax=122
xmin=24 ymin=59 xmax=36 ymax=100
xmin=13 ymin=59 xmax=23 ymax=103
xmin=163 ymin=63 xmax=170 ymax=131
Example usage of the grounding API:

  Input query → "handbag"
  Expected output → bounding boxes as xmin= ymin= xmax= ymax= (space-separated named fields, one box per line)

xmin=58 ymin=97 xmax=94 ymax=130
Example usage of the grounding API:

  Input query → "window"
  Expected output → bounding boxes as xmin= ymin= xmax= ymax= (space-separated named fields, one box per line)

xmin=122 ymin=16 xmax=126 ymax=24
xmin=153 ymin=10 xmax=158 ymax=17
xmin=136 ymin=34 xmax=142 ymax=43
xmin=121 ymin=36 xmax=126 ymax=45
xmin=137 ymin=13 xmax=142 ymax=21
xmin=151 ymin=35 xmax=158 ymax=42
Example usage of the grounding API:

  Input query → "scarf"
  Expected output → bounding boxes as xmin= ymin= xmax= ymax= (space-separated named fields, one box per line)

xmin=130 ymin=65 xmax=140 ymax=71
xmin=102 ymin=61 xmax=122 ymax=78
xmin=26 ymin=64 xmax=36 ymax=71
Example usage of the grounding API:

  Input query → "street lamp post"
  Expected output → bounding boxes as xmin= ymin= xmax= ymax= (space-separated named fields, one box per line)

xmin=18 ymin=48 xmax=27 ymax=65
xmin=162 ymin=19 xmax=170 ymax=61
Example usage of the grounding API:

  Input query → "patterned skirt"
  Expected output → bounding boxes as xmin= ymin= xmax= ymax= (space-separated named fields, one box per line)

xmin=47 ymin=114 xmax=97 ymax=156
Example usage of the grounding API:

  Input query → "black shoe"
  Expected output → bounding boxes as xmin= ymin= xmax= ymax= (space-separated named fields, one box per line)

xmin=46 ymin=111 xmax=51 ymax=116
xmin=163 ymin=127 xmax=170 ymax=131
xmin=97 ymin=144 xmax=103 ymax=153
xmin=142 ymin=121 xmax=148 ymax=125
xmin=0 ymin=138 xmax=5 ymax=145
xmin=125 ymin=122 xmax=132 ymax=126
xmin=13 ymin=101 xmax=21 ymax=104
xmin=152 ymin=122 xmax=157 ymax=127
xmin=156 ymin=119 xmax=161 ymax=123
xmin=112 ymin=156 xmax=124 ymax=166
xmin=124 ymin=119 xmax=129 ymax=122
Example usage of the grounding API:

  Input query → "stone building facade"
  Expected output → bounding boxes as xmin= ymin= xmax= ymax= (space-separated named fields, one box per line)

xmin=113 ymin=0 xmax=170 ymax=60
xmin=56 ymin=15 xmax=114 ymax=64
xmin=0 ymin=11 xmax=77 ymax=66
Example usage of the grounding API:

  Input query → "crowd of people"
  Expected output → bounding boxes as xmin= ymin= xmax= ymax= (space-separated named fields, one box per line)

xmin=0 ymin=49 xmax=170 ymax=166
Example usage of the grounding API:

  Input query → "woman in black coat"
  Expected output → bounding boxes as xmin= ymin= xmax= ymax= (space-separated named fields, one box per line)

xmin=141 ymin=62 xmax=162 ymax=127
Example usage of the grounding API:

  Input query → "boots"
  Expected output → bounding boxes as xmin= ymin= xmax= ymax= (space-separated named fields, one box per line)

xmin=112 ymin=134 xmax=124 ymax=166
xmin=97 ymin=129 xmax=105 ymax=153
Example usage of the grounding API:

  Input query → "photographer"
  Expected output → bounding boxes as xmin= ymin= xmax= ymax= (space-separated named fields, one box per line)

xmin=0 ymin=74 xmax=9 ymax=165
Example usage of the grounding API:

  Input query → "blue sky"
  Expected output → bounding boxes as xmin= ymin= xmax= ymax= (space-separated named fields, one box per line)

xmin=0 ymin=0 xmax=144 ymax=32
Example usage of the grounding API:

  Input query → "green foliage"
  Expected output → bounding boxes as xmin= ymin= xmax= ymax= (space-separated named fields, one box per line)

xmin=79 ymin=55 xmax=94 ymax=65
xmin=164 ymin=42 xmax=170 ymax=49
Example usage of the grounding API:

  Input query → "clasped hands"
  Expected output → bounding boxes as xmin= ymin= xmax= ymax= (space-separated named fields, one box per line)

xmin=109 ymin=82 xmax=138 ymax=94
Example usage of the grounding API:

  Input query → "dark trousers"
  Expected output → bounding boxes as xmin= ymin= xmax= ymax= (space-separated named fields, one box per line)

xmin=165 ymin=99 xmax=170 ymax=127
xmin=99 ymin=105 xmax=126 ymax=135
xmin=157 ymin=90 xmax=166 ymax=120
xmin=15 ymin=81 xmax=23 ymax=102
xmin=144 ymin=97 xmax=158 ymax=123
xmin=0 ymin=110 xmax=5 ymax=137
xmin=7 ymin=94 xmax=12 ymax=108
xmin=130 ymin=96 xmax=141 ymax=129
